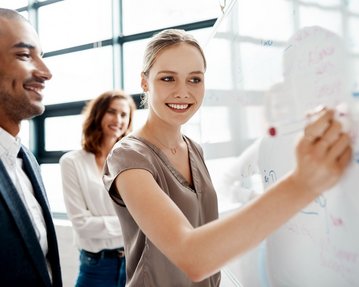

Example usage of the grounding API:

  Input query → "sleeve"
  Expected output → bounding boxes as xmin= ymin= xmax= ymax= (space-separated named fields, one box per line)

xmin=60 ymin=152 xmax=122 ymax=239
xmin=191 ymin=139 xmax=205 ymax=158
xmin=103 ymin=140 xmax=157 ymax=206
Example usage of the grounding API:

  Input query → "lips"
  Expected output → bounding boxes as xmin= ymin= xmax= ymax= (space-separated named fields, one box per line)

xmin=167 ymin=103 xmax=191 ymax=110
xmin=109 ymin=124 xmax=120 ymax=130
xmin=24 ymin=82 xmax=45 ymax=96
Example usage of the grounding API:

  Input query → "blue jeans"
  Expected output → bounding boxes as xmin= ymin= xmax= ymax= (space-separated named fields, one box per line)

xmin=76 ymin=249 xmax=126 ymax=287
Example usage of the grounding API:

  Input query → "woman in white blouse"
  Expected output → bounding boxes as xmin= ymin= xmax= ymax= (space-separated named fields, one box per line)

xmin=60 ymin=90 xmax=136 ymax=287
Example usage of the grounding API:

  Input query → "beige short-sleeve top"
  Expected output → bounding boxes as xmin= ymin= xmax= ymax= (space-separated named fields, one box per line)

xmin=103 ymin=135 xmax=221 ymax=287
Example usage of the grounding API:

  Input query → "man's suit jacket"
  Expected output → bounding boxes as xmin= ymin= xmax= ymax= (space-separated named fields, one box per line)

xmin=0 ymin=145 xmax=62 ymax=286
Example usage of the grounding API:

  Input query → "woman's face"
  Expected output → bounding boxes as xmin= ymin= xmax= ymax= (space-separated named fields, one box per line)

xmin=142 ymin=43 xmax=205 ymax=127
xmin=101 ymin=98 xmax=131 ymax=140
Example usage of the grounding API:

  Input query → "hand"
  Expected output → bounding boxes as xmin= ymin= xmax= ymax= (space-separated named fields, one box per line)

xmin=291 ymin=108 xmax=352 ymax=195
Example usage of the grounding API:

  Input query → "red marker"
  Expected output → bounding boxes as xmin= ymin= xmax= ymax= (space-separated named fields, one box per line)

xmin=267 ymin=120 xmax=306 ymax=137
xmin=268 ymin=106 xmax=350 ymax=137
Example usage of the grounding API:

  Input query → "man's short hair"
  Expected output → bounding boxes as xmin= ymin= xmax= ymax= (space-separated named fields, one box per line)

xmin=0 ymin=8 xmax=28 ymax=22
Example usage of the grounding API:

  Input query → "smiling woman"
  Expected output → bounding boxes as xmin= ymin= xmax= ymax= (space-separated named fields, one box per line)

xmin=6 ymin=1 xmax=219 ymax=227
xmin=102 ymin=29 xmax=352 ymax=287
xmin=59 ymin=90 xmax=136 ymax=287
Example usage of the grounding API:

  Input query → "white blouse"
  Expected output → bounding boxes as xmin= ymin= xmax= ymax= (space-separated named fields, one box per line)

xmin=60 ymin=149 xmax=124 ymax=252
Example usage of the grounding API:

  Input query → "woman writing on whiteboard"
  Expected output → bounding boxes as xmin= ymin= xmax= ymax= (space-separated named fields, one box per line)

xmin=103 ymin=29 xmax=352 ymax=286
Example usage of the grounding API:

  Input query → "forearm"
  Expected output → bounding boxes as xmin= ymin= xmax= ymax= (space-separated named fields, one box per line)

xmin=183 ymin=172 xmax=315 ymax=281
xmin=185 ymin=109 xmax=353 ymax=280
xmin=69 ymin=213 xmax=122 ymax=239
xmin=61 ymin=156 xmax=123 ymax=239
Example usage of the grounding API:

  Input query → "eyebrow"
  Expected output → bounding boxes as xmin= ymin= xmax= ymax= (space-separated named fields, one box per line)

xmin=190 ymin=71 xmax=204 ymax=75
xmin=158 ymin=70 xmax=204 ymax=75
xmin=12 ymin=41 xmax=44 ymax=57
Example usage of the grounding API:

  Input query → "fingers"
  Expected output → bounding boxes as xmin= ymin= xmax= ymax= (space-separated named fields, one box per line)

xmin=310 ymin=110 xmax=351 ymax=164
xmin=299 ymin=108 xmax=334 ymax=153
xmin=337 ymin=147 xmax=353 ymax=170
xmin=295 ymin=107 xmax=353 ymax=195
xmin=302 ymin=108 xmax=350 ymax=160
xmin=327 ymin=133 xmax=351 ymax=162
xmin=314 ymin=120 xmax=343 ymax=157
xmin=304 ymin=107 xmax=334 ymax=142
xmin=322 ymin=120 xmax=342 ymax=145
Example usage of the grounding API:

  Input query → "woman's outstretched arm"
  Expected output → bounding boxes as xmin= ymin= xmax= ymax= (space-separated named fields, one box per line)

xmin=115 ymin=108 xmax=352 ymax=282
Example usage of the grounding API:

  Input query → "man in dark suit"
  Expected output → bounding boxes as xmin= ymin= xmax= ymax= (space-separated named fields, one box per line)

xmin=0 ymin=8 xmax=62 ymax=286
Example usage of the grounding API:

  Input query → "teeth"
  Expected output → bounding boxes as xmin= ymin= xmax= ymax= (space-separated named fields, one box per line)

xmin=109 ymin=125 xmax=120 ymax=130
xmin=168 ymin=104 xmax=189 ymax=110
xmin=25 ymin=86 xmax=42 ymax=93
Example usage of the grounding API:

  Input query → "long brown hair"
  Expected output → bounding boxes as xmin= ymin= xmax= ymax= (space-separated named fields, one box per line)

xmin=82 ymin=90 xmax=136 ymax=155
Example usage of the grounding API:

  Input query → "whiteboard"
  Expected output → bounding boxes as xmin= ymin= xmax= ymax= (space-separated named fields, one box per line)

xmin=204 ymin=0 xmax=359 ymax=149
xmin=206 ymin=0 xmax=359 ymax=286
xmin=219 ymin=135 xmax=359 ymax=287
xmin=258 ymin=134 xmax=359 ymax=287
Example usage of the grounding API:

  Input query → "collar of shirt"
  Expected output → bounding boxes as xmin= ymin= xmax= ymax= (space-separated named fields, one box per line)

xmin=0 ymin=127 xmax=21 ymax=166
xmin=0 ymin=127 xmax=50 ymax=272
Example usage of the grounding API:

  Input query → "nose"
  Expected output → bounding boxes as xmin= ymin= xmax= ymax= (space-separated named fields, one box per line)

xmin=174 ymin=81 xmax=190 ymax=98
xmin=116 ymin=114 xmax=124 ymax=125
xmin=33 ymin=57 xmax=52 ymax=81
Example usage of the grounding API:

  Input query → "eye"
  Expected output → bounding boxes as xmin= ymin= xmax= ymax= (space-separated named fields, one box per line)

xmin=106 ymin=109 xmax=116 ymax=115
xmin=161 ymin=76 xmax=174 ymax=82
xmin=189 ymin=77 xmax=202 ymax=84
xmin=17 ymin=53 xmax=30 ymax=61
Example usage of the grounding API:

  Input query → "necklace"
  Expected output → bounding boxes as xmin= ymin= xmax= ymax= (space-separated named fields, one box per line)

xmin=151 ymin=134 xmax=181 ymax=155
xmin=143 ymin=124 xmax=183 ymax=155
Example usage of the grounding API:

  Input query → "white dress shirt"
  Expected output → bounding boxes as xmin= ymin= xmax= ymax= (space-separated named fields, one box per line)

xmin=60 ymin=149 xmax=124 ymax=252
xmin=0 ymin=127 xmax=48 ymax=257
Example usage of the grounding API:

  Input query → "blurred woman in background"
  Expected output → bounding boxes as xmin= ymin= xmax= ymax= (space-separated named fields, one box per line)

xmin=60 ymin=90 xmax=136 ymax=287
